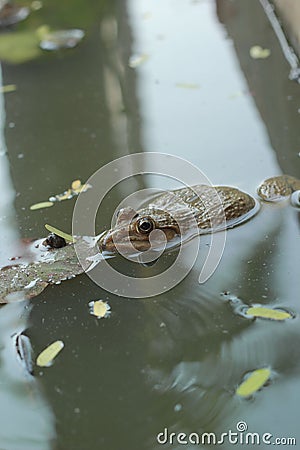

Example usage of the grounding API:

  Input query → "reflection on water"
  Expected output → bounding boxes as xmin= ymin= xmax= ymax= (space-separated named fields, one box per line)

xmin=0 ymin=0 xmax=299 ymax=449
xmin=0 ymin=66 xmax=20 ymax=266
xmin=0 ymin=60 xmax=55 ymax=449
xmin=142 ymin=200 xmax=300 ymax=448
xmin=216 ymin=0 xmax=300 ymax=176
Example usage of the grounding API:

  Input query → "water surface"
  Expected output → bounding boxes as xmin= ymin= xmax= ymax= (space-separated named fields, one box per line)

xmin=0 ymin=0 xmax=299 ymax=449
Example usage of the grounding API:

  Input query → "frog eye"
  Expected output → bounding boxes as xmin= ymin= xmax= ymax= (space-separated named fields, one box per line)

xmin=136 ymin=217 xmax=155 ymax=234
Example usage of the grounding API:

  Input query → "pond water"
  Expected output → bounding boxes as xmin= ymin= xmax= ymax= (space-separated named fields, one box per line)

xmin=0 ymin=0 xmax=299 ymax=449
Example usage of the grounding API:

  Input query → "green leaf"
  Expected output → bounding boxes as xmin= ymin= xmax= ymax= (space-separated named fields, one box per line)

xmin=45 ymin=224 xmax=75 ymax=242
xmin=236 ymin=368 xmax=271 ymax=398
xmin=0 ymin=84 xmax=17 ymax=93
xmin=30 ymin=201 xmax=54 ymax=210
xmin=246 ymin=307 xmax=292 ymax=321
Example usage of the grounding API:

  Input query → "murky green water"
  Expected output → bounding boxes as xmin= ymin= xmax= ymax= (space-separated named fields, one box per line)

xmin=0 ymin=0 xmax=299 ymax=449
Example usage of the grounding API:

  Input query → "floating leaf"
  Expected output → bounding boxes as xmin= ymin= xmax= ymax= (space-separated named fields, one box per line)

xmin=250 ymin=45 xmax=271 ymax=59
xmin=246 ymin=306 xmax=292 ymax=321
xmin=45 ymin=224 xmax=75 ymax=242
xmin=236 ymin=368 xmax=271 ymax=398
xmin=40 ymin=29 xmax=85 ymax=51
xmin=30 ymin=201 xmax=54 ymax=210
xmin=128 ymin=53 xmax=149 ymax=68
xmin=89 ymin=300 xmax=111 ymax=319
xmin=36 ymin=340 xmax=64 ymax=367
xmin=175 ymin=83 xmax=200 ymax=90
xmin=0 ymin=236 xmax=102 ymax=303
xmin=0 ymin=84 xmax=17 ymax=94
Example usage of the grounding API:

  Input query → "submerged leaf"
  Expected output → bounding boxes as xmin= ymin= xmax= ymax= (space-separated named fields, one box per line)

xmin=0 ymin=236 xmax=102 ymax=303
xmin=45 ymin=224 xmax=74 ymax=243
xmin=250 ymin=45 xmax=271 ymax=59
xmin=0 ymin=270 xmax=49 ymax=303
xmin=30 ymin=201 xmax=54 ymax=210
xmin=246 ymin=306 xmax=292 ymax=321
xmin=89 ymin=300 xmax=111 ymax=319
xmin=236 ymin=368 xmax=271 ymax=398
xmin=36 ymin=340 xmax=64 ymax=367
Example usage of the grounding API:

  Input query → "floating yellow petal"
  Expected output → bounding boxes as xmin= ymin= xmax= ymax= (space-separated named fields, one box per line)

xmin=45 ymin=224 xmax=75 ymax=242
xmin=0 ymin=84 xmax=17 ymax=94
xmin=250 ymin=45 xmax=271 ymax=59
xmin=89 ymin=300 xmax=111 ymax=319
xmin=36 ymin=340 xmax=64 ymax=367
xmin=246 ymin=307 xmax=292 ymax=321
xmin=236 ymin=368 xmax=271 ymax=398
xmin=71 ymin=179 xmax=82 ymax=190
xmin=30 ymin=201 xmax=54 ymax=210
xmin=71 ymin=179 xmax=91 ymax=194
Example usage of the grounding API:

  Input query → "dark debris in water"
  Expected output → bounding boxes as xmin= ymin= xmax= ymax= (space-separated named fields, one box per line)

xmin=42 ymin=233 xmax=67 ymax=249
xmin=12 ymin=332 xmax=33 ymax=376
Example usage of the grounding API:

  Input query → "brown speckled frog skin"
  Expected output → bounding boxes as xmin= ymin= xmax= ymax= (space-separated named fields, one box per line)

xmin=99 ymin=175 xmax=300 ymax=254
xmin=257 ymin=175 xmax=300 ymax=202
